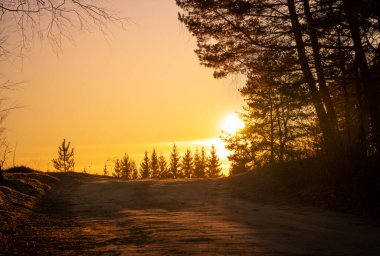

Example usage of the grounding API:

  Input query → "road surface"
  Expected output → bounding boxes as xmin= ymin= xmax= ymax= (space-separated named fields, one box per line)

xmin=8 ymin=173 xmax=380 ymax=255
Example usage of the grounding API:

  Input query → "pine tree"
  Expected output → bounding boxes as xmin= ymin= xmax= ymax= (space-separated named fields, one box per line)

xmin=193 ymin=147 xmax=206 ymax=178
xmin=103 ymin=164 xmax=109 ymax=176
xmin=140 ymin=151 xmax=151 ymax=179
xmin=169 ymin=143 xmax=181 ymax=178
xmin=113 ymin=158 xmax=122 ymax=178
xmin=158 ymin=154 xmax=168 ymax=179
xmin=119 ymin=154 xmax=137 ymax=180
xmin=52 ymin=139 xmax=75 ymax=172
xmin=181 ymin=149 xmax=193 ymax=178
xmin=150 ymin=149 xmax=159 ymax=178
xmin=131 ymin=164 xmax=139 ymax=180
xmin=207 ymin=145 xmax=222 ymax=178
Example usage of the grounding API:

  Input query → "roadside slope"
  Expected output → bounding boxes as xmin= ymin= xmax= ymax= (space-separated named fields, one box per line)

xmin=0 ymin=168 xmax=58 ymax=250
xmin=4 ymin=172 xmax=380 ymax=255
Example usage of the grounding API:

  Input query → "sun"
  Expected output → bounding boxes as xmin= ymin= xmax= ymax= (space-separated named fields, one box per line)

xmin=221 ymin=113 xmax=245 ymax=134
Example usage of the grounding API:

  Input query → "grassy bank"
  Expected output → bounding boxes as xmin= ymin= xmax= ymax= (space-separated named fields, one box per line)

xmin=0 ymin=167 xmax=58 ymax=240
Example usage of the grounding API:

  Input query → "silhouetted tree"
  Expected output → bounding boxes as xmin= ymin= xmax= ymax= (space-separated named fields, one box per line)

xmin=169 ymin=143 xmax=181 ymax=178
xmin=193 ymin=147 xmax=207 ymax=178
xmin=222 ymin=59 xmax=318 ymax=173
xmin=0 ymin=140 xmax=10 ymax=182
xmin=176 ymin=0 xmax=380 ymax=166
xmin=150 ymin=149 xmax=159 ymax=178
xmin=121 ymin=154 xmax=137 ymax=179
xmin=131 ymin=164 xmax=139 ymax=180
xmin=140 ymin=151 xmax=151 ymax=179
xmin=103 ymin=164 xmax=109 ymax=176
xmin=207 ymin=145 xmax=222 ymax=178
xmin=113 ymin=158 xmax=123 ymax=178
xmin=158 ymin=154 xmax=169 ymax=179
xmin=0 ymin=81 xmax=17 ymax=182
xmin=181 ymin=149 xmax=194 ymax=178
xmin=52 ymin=139 xmax=75 ymax=172
xmin=0 ymin=1 xmax=119 ymax=56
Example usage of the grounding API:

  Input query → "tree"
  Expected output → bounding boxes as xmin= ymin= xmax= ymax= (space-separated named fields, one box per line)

xmin=52 ymin=139 xmax=75 ymax=172
xmin=158 ymin=154 xmax=169 ymax=179
xmin=113 ymin=158 xmax=122 ymax=178
xmin=150 ymin=149 xmax=160 ymax=178
xmin=222 ymin=60 xmax=318 ymax=173
xmin=0 ymin=80 xmax=21 ymax=181
xmin=103 ymin=164 xmax=109 ymax=176
xmin=181 ymin=149 xmax=194 ymax=178
xmin=169 ymin=143 xmax=181 ymax=178
xmin=131 ymin=164 xmax=139 ymax=180
xmin=120 ymin=154 xmax=137 ymax=179
xmin=0 ymin=140 xmax=11 ymax=182
xmin=193 ymin=147 xmax=206 ymax=178
xmin=176 ymin=0 xmax=380 ymax=166
xmin=207 ymin=145 xmax=222 ymax=178
xmin=113 ymin=154 xmax=138 ymax=179
xmin=0 ymin=0 xmax=119 ymax=56
xmin=140 ymin=151 xmax=151 ymax=179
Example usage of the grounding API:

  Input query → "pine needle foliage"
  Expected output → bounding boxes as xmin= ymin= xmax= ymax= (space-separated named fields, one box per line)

xmin=52 ymin=139 xmax=75 ymax=172
xmin=207 ymin=145 xmax=222 ymax=178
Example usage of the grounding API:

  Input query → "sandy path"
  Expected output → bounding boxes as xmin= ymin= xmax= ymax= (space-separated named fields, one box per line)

xmin=11 ymin=173 xmax=380 ymax=255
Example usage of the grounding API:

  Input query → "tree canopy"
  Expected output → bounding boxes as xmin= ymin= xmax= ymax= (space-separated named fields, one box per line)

xmin=177 ymin=0 xmax=380 ymax=176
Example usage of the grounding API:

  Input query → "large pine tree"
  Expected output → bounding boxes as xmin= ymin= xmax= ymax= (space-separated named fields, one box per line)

xmin=176 ymin=0 xmax=380 ymax=171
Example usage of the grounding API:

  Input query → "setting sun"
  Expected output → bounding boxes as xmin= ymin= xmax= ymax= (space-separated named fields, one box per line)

xmin=221 ymin=113 xmax=245 ymax=134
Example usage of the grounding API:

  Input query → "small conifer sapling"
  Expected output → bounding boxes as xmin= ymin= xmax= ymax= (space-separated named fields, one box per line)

xmin=52 ymin=139 xmax=75 ymax=172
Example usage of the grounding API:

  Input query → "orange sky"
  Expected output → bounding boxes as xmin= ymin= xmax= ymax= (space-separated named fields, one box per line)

xmin=1 ymin=0 xmax=244 ymax=174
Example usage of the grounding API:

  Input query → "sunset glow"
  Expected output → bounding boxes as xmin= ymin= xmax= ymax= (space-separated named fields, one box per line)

xmin=221 ymin=113 xmax=245 ymax=134
xmin=0 ymin=0 xmax=244 ymax=174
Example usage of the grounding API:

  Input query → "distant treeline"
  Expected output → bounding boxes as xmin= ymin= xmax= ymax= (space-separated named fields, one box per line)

xmin=105 ymin=144 xmax=222 ymax=179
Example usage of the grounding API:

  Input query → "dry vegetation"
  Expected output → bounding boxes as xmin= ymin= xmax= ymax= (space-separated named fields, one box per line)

xmin=0 ymin=167 xmax=58 ymax=249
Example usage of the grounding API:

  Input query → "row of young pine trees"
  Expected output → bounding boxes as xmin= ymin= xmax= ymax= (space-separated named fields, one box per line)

xmin=109 ymin=144 xmax=222 ymax=180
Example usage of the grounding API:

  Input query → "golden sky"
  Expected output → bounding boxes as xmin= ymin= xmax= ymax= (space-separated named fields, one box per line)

xmin=1 ymin=0 xmax=244 ymax=174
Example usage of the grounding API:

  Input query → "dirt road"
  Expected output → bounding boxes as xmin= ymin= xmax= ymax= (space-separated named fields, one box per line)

xmin=9 ymin=173 xmax=380 ymax=255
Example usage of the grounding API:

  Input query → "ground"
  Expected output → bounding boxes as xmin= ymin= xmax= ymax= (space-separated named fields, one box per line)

xmin=2 ymin=172 xmax=380 ymax=255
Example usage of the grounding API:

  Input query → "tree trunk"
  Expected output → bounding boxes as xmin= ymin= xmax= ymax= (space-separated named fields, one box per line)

xmin=343 ymin=0 xmax=380 ymax=156
xmin=269 ymin=87 xmax=275 ymax=165
xmin=302 ymin=0 xmax=340 ymax=139
xmin=354 ymin=64 xmax=368 ymax=159
xmin=336 ymin=28 xmax=353 ymax=152
xmin=287 ymin=0 xmax=341 ymax=160
xmin=276 ymin=107 xmax=284 ymax=163
xmin=280 ymin=95 xmax=289 ymax=162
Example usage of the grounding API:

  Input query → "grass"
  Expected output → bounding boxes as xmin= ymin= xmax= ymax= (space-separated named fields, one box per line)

xmin=0 ymin=167 xmax=58 ymax=237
